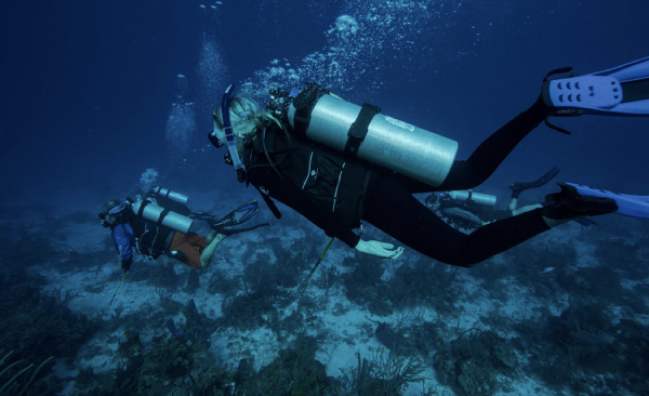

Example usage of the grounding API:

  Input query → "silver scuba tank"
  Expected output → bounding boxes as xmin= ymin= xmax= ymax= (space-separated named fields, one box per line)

xmin=448 ymin=190 xmax=497 ymax=207
xmin=131 ymin=200 xmax=193 ymax=234
xmin=287 ymin=93 xmax=458 ymax=187
xmin=151 ymin=186 xmax=189 ymax=206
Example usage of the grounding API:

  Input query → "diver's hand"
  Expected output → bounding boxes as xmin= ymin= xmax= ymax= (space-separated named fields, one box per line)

xmin=354 ymin=239 xmax=404 ymax=259
xmin=121 ymin=258 xmax=132 ymax=274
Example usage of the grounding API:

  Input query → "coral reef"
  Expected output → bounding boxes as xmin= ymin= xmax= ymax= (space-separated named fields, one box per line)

xmin=432 ymin=329 xmax=518 ymax=396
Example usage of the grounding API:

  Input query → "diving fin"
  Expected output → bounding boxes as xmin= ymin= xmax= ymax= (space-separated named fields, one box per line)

xmin=573 ymin=217 xmax=598 ymax=227
xmin=510 ymin=167 xmax=561 ymax=199
xmin=541 ymin=182 xmax=618 ymax=220
xmin=210 ymin=199 xmax=260 ymax=228
xmin=565 ymin=182 xmax=649 ymax=219
xmin=542 ymin=56 xmax=649 ymax=116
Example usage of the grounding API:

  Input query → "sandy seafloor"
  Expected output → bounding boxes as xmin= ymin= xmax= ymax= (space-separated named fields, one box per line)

xmin=11 ymin=184 xmax=649 ymax=396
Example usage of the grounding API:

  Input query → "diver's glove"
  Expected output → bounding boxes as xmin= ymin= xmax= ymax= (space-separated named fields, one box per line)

xmin=121 ymin=258 xmax=132 ymax=274
xmin=354 ymin=239 xmax=404 ymax=259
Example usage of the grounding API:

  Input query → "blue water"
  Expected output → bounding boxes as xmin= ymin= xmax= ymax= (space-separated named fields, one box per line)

xmin=2 ymin=1 xmax=649 ymax=394
xmin=2 ymin=0 xmax=648 ymax=197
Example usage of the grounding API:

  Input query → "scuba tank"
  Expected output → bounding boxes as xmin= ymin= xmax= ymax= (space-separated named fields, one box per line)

xmin=448 ymin=190 xmax=497 ymax=207
xmin=282 ymin=83 xmax=459 ymax=187
xmin=151 ymin=186 xmax=189 ymax=206
xmin=131 ymin=188 xmax=194 ymax=234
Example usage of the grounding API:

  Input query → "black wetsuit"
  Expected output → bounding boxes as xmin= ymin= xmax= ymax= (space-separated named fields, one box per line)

xmin=245 ymin=98 xmax=552 ymax=267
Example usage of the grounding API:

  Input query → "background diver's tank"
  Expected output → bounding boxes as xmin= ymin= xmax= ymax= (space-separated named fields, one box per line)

xmin=151 ymin=186 xmax=189 ymax=206
xmin=287 ymin=93 xmax=458 ymax=187
xmin=448 ymin=190 xmax=497 ymax=207
xmin=131 ymin=200 xmax=193 ymax=234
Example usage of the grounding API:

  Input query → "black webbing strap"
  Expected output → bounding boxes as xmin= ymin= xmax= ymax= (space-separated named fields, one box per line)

xmin=344 ymin=103 xmax=381 ymax=156
xmin=135 ymin=200 xmax=149 ymax=218
xmin=292 ymin=83 xmax=329 ymax=139
xmin=621 ymin=78 xmax=649 ymax=103
xmin=260 ymin=192 xmax=282 ymax=219
xmin=158 ymin=208 xmax=172 ymax=225
xmin=135 ymin=199 xmax=170 ymax=226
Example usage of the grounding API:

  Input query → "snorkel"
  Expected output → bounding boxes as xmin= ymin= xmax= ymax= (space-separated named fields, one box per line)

xmin=210 ymin=83 xmax=247 ymax=183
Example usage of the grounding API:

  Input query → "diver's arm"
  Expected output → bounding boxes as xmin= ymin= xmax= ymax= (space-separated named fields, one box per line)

xmin=355 ymin=240 xmax=404 ymax=259
xmin=112 ymin=224 xmax=134 ymax=272
xmin=248 ymin=169 xmax=361 ymax=247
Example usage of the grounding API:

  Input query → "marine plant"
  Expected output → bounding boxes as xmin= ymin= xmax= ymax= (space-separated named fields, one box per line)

xmin=0 ymin=350 xmax=54 ymax=396
xmin=344 ymin=253 xmax=393 ymax=316
xmin=340 ymin=348 xmax=426 ymax=396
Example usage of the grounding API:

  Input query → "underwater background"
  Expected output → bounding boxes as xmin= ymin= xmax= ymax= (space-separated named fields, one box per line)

xmin=1 ymin=0 xmax=649 ymax=395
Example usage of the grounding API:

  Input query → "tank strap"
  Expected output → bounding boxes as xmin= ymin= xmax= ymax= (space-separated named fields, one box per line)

xmin=344 ymin=103 xmax=381 ymax=157
xmin=134 ymin=199 xmax=172 ymax=226
xmin=157 ymin=207 xmax=173 ymax=225
xmin=292 ymin=83 xmax=330 ymax=138
xmin=134 ymin=199 xmax=149 ymax=218
xmin=259 ymin=191 xmax=282 ymax=219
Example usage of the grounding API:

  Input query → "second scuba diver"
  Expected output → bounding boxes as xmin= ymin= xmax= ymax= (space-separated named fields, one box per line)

xmin=426 ymin=167 xmax=562 ymax=229
xmin=208 ymin=56 xmax=649 ymax=267
xmin=100 ymin=187 xmax=267 ymax=273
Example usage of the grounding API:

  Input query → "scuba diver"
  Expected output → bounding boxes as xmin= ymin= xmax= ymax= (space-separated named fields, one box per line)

xmin=208 ymin=56 xmax=649 ymax=267
xmin=426 ymin=167 xmax=561 ymax=229
xmin=99 ymin=187 xmax=267 ymax=272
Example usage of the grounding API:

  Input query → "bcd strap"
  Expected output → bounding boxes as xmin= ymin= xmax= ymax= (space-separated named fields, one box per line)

xmin=158 ymin=207 xmax=173 ymax=225
xmin=292 ymin=82 xmax=329 ymax=139
xmin=135 ymin=199 xmax=171 ymax=226
xmin=134 ymin=199 xmax=149 ymax=218
xmin=260 ymin=193 xmax=282 ymax=219
xmin=344 ymin=103 xmax=381 ymax=157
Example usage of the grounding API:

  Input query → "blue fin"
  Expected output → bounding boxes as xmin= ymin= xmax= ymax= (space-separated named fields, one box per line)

xmin=234 ymin=200 xmax=259 ymax=223
xmin=211 ymin=199 xmax=260 ymax=228
xmin=543 ymin=56 xmax=649 ymax=116
xmin=565 ymin=182 xmax=649 ymax=219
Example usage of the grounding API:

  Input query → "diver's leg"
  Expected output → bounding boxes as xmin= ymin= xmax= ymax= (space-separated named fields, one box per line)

xmin=507 ymin=198 xmax=518 ymax=212
xmin=435 ymin=97 xmax=553 ymax=191
xmin=363 ymin=176 xmax=551 ymax=267
xmin=393 ymin=98 xmax=552 ymax=194
xmin=509 ymin=167 xmax=561 ymax=205
xmin=505 ymin=167 xmax=561 ymax=211
xmin=365 ymin=176 xmax=617 ymax=266
xmin=512 ymin=203 xmax=543 ymax=216
xmin=205 ymin=228 xmax=219 ymax=243
xmin=199 ymin=233 xmax=227 ymax=269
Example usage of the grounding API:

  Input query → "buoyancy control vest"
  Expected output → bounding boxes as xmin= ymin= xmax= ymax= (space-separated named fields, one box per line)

xmin=218 ymin=82 xmax=459 ymax=227
xmin=247 ymin=124 xmax=375 ymax=229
